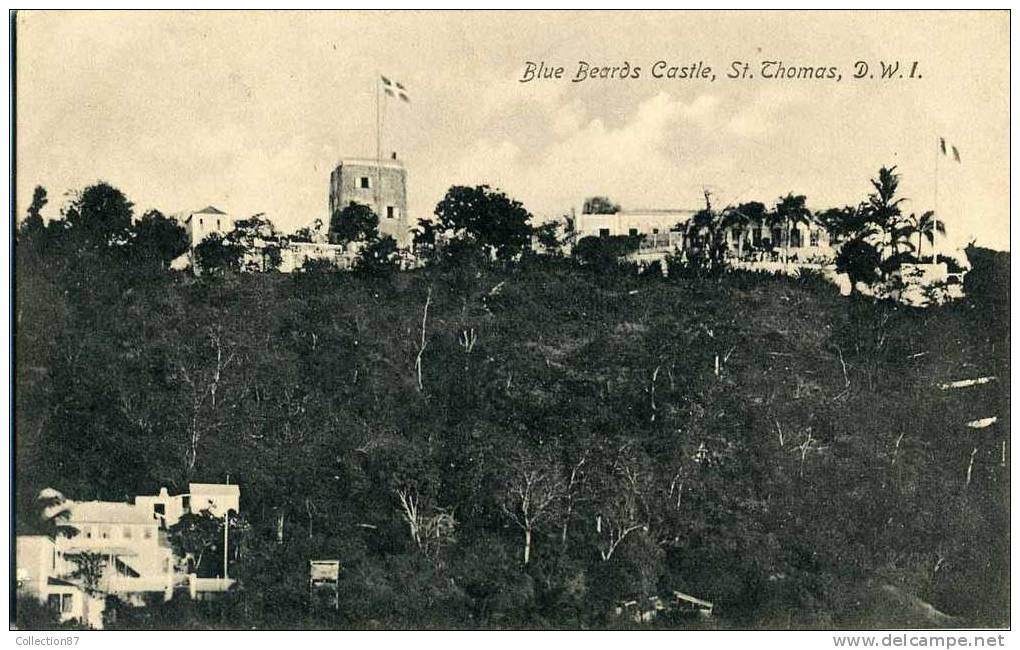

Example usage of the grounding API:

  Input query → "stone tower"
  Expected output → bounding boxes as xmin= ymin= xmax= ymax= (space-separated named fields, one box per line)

xmin=329 ymin=155 xmax=410 ymax=247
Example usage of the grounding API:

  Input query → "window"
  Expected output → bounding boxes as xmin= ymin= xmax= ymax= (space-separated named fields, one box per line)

xmin=123 ymin=526 xmax=132 ymax=539
xmin=154 ymin=503 xmax=165 ymax=516
xmin=182 ymin=495 xmax=191 ymax=512
xmin=100 ymin=526 xmax=110 ymax=540
xmin=599 ymin=228 xmax=610 ymax=238
xmin=144 ymin=528 xmax=153 ymax=540
xmin=84 ymin=527 xmax=93 ymax=540
xmin=386 ymin=206 xmax=396 ymax=220
xmin=47 ymin=594 xmax=61 ymax=611
xmin=359 ymin=176 xmax=371 ymax=189
xmin=791 ymin=229 xmax=802 ymax=248
xmin=810 ymin=229 xmax=820 ymax=247
xmin=628 ymin=228 xmax=638 ymax=237
xmin=652 ymin=228 xmax=659 ymax=234
xmin=61 ymin=594 xmax=73 ymax=614
xmin=217 ymin=219 xmax=221 ymax=230
xmin=198 ymin=218 xmax=203 ymax=228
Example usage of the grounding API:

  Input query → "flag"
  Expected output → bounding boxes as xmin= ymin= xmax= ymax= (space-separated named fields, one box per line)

xmin=939 ymin=136 xmax=961 ymax=163
xmin=381 ymin=75 xmax=410 ymax=103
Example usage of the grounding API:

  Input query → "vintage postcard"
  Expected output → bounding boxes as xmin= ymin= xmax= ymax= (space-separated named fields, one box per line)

xmin=9 ymin=9 xmax=1010 ymax=640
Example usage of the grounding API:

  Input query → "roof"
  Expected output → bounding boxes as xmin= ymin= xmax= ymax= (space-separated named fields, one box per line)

xmin=194 ymin=206 xmax=227 ymax=215
xmin=67 ymin=501 xmax=155 ymax=525
xmin=61 ymin=546 xmax=139 ymax=557
xmin=189 ymin=483 xmax=240 ymax=496
xmin=335 ymin=157 xmax=405 ymax=171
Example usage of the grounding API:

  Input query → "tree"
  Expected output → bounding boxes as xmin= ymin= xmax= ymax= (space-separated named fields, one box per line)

xmin=411 ymin=217 xmax=442 ymax=261
xmin=20 ymin=186 xmax=48 ymax=239
xmin=908 ymin=211 xmax=945 ymax=262
xmin=836 ymin=238 xmax=882 ymax=293
xmin=572 ymin=235 xmax=640 ymax=272
xmin=64 ymin=182 xmax=134 ymax=248
xmin=354 ymin=235 xmax=400 ymax=276
xmin=861 ymin=166 xmax=914 ymax=275
xmin=583 ymin=196 xmax=621 ymax=214
xmin=167 ymin=512 xmax=232 ymax=576
xmin=433 ymin=185 xmax=533 ymax=261
xmin=532 ymin=221 xmax=563 ymax=255
xmin=68 ymin=552 xmax=106 ymax=594
xmin=194 ymin=233 xmax=244 ymax=274
xmin=330 ymin=202 xmax=379 ymax=244
xmin=228 ymin=214 xmax=284 ymax=272
xmin=721 ymin=201 xmax=766 ymax=260
xmin=129 ymin=210 xmax=189 ymax=268
xmin=500 ymin=451 xmax=563 ymax=565
xmin=290 ymin=226 xmax=317 ymax=243
xmin=817 ymin=205 xmax=868 ymax=244
xmin=771 ymin=193 xmax=812 ymax=267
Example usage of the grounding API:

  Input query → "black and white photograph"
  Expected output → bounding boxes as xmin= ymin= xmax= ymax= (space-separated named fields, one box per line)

xmin=7 ymin=8 xmax=1012 ymax=640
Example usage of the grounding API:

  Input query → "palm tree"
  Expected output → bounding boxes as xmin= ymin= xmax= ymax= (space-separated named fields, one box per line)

xmin=722 ymin=201 xmax=767 ymax=261
xmin=771 ymin=194 xmax=812 ymax=267
xmin=862 ymin=166 xmax=915 ymax=274
xmin=908 ymin=211 xmax=946 ymax=262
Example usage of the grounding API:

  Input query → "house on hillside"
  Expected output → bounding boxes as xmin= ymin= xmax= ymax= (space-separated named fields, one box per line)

xmin=15 ymin=483 xmax=241 ymax=627
xmin=16 ymin=536 xmax=105 ymax=629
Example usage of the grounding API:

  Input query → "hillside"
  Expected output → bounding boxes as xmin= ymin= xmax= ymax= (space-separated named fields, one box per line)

xmin=14 ymin=250 xmax=1010 ymax=629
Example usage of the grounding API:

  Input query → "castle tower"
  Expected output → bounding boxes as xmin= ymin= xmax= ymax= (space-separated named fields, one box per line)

xmin=329 ymin=155 xmax=410 ymax=247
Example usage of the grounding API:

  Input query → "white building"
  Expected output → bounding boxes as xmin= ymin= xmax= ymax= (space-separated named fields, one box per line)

xmin=15 ymin=483 xmax=241 ymax=627
xmin=183 ymin=206 xmax=234 ymax=248
xmin=16 ymin=536 xmax=105 ymax=629
xmin=574 ymin=208 xmax=696 ymax=243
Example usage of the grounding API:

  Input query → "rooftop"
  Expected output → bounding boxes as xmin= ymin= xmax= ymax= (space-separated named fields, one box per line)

xmin=189 ymin=483 xmax=240 ymax=496
xmin=194 ymin=206 xmax=227 ymax=215
xmin=67 ymin=501 xmax=155 ymax=525
xmin=335 ymin=157 xmax=406 ymax=171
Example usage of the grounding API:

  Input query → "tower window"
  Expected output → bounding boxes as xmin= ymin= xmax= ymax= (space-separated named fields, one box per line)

xmin=386 ymin=206 xmax=397 ymax=219
xmin=599 ymin=228 xmax=610 ymax=238
xmin=359 ymin=177 xmax=371 ymax=189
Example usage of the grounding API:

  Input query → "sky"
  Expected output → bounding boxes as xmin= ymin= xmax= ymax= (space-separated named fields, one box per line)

xmin=15 ymin=10 xmax=1010 ymax=251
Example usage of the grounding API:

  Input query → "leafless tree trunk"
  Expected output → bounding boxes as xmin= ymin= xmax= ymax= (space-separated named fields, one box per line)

xmin=560 ymin=452 xmax=588 ymax=546
xmin=502 ymin=461 xmax=563 ymax=565
xmin=415 ymin=287 xmax=432 ymax=392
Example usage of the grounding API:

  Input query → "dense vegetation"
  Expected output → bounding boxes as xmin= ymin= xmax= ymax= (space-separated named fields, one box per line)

xmin=14 ymin=181 xmax=1009 ymax=630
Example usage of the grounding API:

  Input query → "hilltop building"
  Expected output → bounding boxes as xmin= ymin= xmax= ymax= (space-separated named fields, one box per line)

xmin=329 ymin=154 xmax=411 ymax=247
xmin=183 ymin=206 xmax=234 ymax=249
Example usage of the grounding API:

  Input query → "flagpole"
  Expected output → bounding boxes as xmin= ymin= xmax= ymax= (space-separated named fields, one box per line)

xmin=934 ymin=136 xmax=940 ymax=264
xmin=376 ymin=72 xmax=382 ymax=218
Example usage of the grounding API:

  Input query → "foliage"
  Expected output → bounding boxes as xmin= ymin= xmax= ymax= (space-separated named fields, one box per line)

xmin=194 ymin=233 xmax=244 ymax=274
xmin=64 ymin=182 xmax=134 ymax=249
xmin=68 ymin=552 xmax=106 ymax=594
xmin=836 ymin=239 xmax=882 ymax=290
xmin=432 ymin=185 xmax=533 ymax=261
xmin=129 ymin=209 xmax=189 ymax=267
xmin=14 ymin=182 xmax=1010 ymax=629
xmin=572 ymin=235 xmax=640 ymax=272
xmin=583 ymin=196 xmax=621 ymax=215
xmin=228 ymin=214 xmax=284 ymax=272
xmin=19 ymin=185 xmax=49 ymax=240
xmin=354 ymin=235 xmax=400 ymax=277
xmin=330 ymin=202 xmax=380 ymax=244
